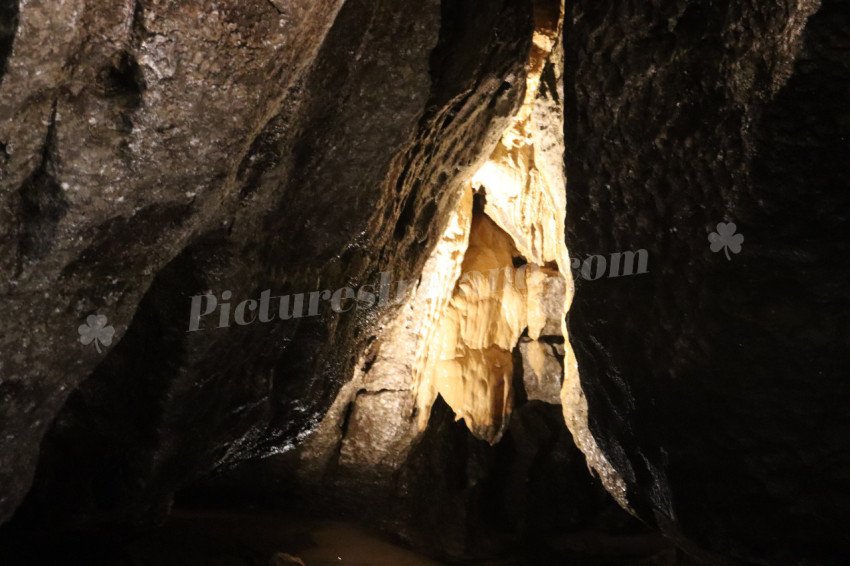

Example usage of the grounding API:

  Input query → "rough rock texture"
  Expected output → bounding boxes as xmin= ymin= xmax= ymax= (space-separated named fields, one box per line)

xmin=519 ymin=337 xmax=563 ymax=404
xmin=0 ymin=0 xmax=533 ymax=526
xmin=277 ymin=0 xmax=585 ymax=487
xmin=563 ymin=1 xmax=850 ymax=564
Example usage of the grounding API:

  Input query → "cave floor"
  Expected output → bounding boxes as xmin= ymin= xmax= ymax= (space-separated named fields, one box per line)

xmin=0 ymin=507 xmax=700 ymax=566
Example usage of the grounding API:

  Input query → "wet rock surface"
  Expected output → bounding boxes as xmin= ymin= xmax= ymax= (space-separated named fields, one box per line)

xmin=562 ymin=1 xmax=850 ymax=564
xmin=1 ymin=0 xmax=532 ymax=526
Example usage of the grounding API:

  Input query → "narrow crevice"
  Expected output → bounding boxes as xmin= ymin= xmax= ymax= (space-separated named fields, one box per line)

xmin=16 ymin=103 xmax=68 ymax=272
xmin=0 ymin=0 xmax=19 ymax=85
xmin=99 ymin=50 xmax=145 ymax=110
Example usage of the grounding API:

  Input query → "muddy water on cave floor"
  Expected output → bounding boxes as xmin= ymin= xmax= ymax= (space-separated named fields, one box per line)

xmin=0 ymin=507 xmax=695 ymax=566
xmin=111 ymin=509 xmax=445 ymax=566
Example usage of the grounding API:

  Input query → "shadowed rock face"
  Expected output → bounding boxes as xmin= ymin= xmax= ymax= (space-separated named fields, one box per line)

xmin=563 ymin=0 xmax=850 ymax=564
xmin=0 ymin=0 xmax=533 ymax=526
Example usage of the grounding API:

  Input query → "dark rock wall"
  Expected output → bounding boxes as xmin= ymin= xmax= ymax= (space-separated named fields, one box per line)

xmin=563 ymin=1 xmax=850 ymax=564
xmin=182 ymin=395 xmax=659 ymax=565
xmin=0 ymin=0 xmax=533 ymax=526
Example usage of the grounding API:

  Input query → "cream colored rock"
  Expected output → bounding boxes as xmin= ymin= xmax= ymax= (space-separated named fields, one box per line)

xmin=420 ymin=212 xmax=526 ymax=441
xmin=295 ymin=186 xmax=474 ymax=479
xmin=519 ymin=339 xmax=562 ymax=404
xmin=292 ymin=0 xmax=629 ymax=512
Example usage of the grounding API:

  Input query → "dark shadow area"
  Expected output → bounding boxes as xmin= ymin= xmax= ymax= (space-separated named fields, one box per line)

xmin=563 ymin=1 xmax=850 ymax=564
xmin=0 ymin=0 xmax=18 ymax=83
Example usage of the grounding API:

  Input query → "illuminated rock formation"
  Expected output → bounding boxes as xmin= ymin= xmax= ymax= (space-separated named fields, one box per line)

xmin=292 ymin=1 xmax=628 ymax=513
